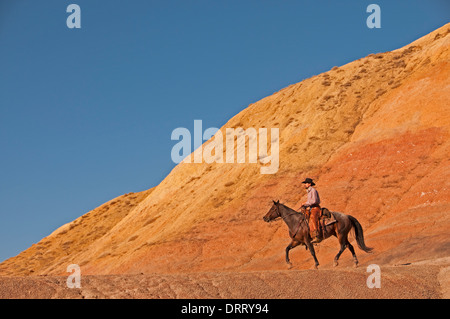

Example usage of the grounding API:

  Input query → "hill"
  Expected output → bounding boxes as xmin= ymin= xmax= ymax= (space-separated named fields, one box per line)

xmin=1 ymin=23 xmax=449 ymax=298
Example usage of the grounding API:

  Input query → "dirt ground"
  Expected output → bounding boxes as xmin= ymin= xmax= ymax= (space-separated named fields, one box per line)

xmin=1 ymin=258 xmax=448 ymax=299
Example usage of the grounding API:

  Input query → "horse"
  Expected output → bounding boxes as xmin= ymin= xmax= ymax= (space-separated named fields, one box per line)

xmin=262 ymin=200 xmax=373 ymax=269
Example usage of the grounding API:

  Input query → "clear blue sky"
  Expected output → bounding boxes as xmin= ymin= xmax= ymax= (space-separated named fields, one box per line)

xmin=0 ymin=1 xmax=448 ymax=262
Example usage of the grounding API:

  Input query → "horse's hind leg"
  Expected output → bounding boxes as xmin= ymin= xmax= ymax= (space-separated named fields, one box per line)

xmin=347 ymin=240 xmax=358 ymax=268
xmin=333 ymin=236 xmax=347 ymax=267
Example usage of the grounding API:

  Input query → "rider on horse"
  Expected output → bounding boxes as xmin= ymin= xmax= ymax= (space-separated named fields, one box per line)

xmin=297 ymin=178 xmax=323 ymax=242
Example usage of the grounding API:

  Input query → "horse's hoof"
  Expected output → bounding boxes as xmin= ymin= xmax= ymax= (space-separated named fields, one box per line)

xmin=287 ymin=262 xmax=293 ymax=269
xmin=312 ymin=264 xmax=319 ymax=270
xmin=353 ymin=263 xmax=358 ymax=268
xmin=333 ymin=261 xmax=338 ymax=267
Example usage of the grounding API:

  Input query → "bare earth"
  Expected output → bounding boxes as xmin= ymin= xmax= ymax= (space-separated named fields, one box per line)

xmin=1 ymin=258 xmax=448 ymax=299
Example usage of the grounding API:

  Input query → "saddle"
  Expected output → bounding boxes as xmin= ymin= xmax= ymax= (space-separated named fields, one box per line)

xmin=305 ymin=206 xmax=336 ymax=241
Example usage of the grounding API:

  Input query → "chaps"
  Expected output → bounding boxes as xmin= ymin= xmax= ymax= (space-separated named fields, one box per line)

xmin=309 ymin=206 xmax=322 ymax=238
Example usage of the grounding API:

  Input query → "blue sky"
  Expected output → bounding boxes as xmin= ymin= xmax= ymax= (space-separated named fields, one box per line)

xmin=0 ymin=1 xmax=448 ymax=262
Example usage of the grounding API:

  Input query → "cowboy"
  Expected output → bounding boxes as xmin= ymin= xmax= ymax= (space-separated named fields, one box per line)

xmin=297 ymin=178 xmax=323 ymax=242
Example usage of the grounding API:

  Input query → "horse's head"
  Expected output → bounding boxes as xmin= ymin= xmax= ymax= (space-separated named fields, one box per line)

xmin=263 ymin=200 xmax=281 ymax=222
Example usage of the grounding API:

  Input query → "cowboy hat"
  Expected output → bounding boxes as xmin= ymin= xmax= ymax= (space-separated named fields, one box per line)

xmin=301 ymin=177 xmax=315 ymax=186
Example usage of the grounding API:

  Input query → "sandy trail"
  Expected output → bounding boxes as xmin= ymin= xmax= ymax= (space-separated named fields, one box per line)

xmin=1 ymin=260 xmax=447 ymax=299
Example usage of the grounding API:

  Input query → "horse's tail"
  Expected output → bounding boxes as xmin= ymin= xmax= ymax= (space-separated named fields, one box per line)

xmin=348 ymin=215 xmax=373 ymax=253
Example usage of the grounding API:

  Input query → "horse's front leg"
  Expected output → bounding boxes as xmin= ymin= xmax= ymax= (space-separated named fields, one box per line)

xmin=305 ymin=239 xmax=320 ymax=269
xmin=285 ymin=240 xmax=301 ymax=268
xmin=285 ymin=243 xmax=293 ymax=266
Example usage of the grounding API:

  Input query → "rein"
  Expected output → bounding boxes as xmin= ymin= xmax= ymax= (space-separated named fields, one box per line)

xmin=274 ymin=204 xmax=307 ymax=238
xmin=269 ymin=204 xmax=297 ymax=221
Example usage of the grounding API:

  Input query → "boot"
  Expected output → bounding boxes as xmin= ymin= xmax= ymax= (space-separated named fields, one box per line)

xmin=311 ymin=229 xmax=323 ymax=243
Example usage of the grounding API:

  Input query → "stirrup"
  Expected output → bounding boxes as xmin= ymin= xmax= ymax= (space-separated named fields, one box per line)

xmin=325 ymin=220 xmax=337 ymax=226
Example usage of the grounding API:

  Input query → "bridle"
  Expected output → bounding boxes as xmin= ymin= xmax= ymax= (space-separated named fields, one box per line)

xmin=268 ymin=202 xmax=283 ymax=222
xmin=271 ymin=203 xmax=306 ymax=222
xmin=269 ymin=203 xmax=308 ymax=238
